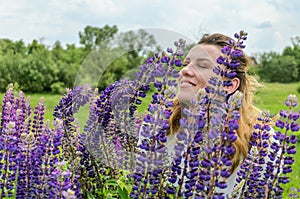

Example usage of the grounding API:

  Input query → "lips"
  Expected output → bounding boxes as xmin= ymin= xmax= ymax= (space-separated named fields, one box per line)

xmin=180 ymin=80 xmax=196 ymax=87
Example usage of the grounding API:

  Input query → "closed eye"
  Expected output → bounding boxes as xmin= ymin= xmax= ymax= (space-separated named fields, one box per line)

xmin=197 ymin=61 xmax=212 ymax=69
xmin=197 ymin=64 xmax=209 ymax=68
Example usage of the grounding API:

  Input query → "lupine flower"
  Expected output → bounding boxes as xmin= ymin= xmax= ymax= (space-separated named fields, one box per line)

xmin=264 ymin=94 xmax=299 ymax=198
xmin=289 ymin=187 xmax=300 ymax=198
xmin=130 ymin=38 xmax=184 ymax=199
xmin=54 ymin=85 xmax=99 ymax=198
xmin=0 ymin=31 xmax=298 ymax=199
xmin=0 ymin=84 xmax=81 ymax=199
xmin=235 ymin=94 xmax=299 ymax=199
xmin=0 ymin=121 xmax=18 ymax=198
xmin=48 ymin=161 xmax=76 ymax=198
xmin=235 ymin=110 xmax=272 ymax=198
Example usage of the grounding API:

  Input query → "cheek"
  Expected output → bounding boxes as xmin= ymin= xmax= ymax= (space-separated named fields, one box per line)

xmin=195 ymin=72 xmax=211 ymax=88
xmin=201 ymin=70 xmax=218 ymax=84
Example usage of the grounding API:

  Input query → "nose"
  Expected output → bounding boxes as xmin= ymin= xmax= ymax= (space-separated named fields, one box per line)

xmin=180 ymin=63 xmax=195 ymax=77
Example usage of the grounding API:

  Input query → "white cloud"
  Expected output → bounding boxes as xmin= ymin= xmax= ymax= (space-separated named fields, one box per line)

xmin=85 ymin=0 xmax=125 ymax=15
xmin=0 ymin=0 xmax=299 ymax=53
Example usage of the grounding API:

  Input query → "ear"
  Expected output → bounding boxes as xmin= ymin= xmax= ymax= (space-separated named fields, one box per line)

xmin=225 ymin=77 xmax=240 ymax=94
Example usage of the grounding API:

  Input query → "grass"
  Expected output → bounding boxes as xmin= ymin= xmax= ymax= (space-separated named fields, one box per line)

xmin=0 ymin=91 xmax=62 ymax=123
xmin=254 ymin=82 xmax=300 ymax=115
xmin=0 ymin=82 xmax=300 ymax=198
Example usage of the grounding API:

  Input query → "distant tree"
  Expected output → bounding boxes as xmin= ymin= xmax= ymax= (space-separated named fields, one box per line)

xmin=257 ymin=35 xmax=300 ymax=83
xmin=0 ymin=39 xmax=29 ymax=91
xmin=258 ymin=52 xmax=298 ymax=83
xmin=115 ymin=29 xmax=159 ymax=71
xmin=116 ymin=29 xmax=158 ymax=57
xmin=0 ymin=39 xmax=26 ymax=55
xmin=0 ymin=50 xmax=23 ymax=91
xmin=27 ymin=39 xmax=46 ymax=54
xmin=0 ymin=25 xmax=163 ymax=93
xmin=50 ymin=42 xmax=85 ymax=92
xmin=18 ymin=47 xmax=59 ymax=92
xmin=97 ymin=29 xmax=160 ymax=90
xmin=51 ymin=41 xmax=64 ymax=61
xmin=79 ymin=25 xmax=118 ymax=51
xmin=282 ymin=36 xmax=300 ymax=80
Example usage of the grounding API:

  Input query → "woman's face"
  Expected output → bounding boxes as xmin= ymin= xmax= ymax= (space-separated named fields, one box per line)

xmin=177 ymin=44 xmax=222 ymax=105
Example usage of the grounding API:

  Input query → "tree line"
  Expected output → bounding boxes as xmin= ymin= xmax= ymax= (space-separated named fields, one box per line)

xmin=0 ymin=25 xmax=299 ymax=93
xmin=0 ymin=25 xmax=159 ymax=93
xmin=256 ymin=36 xmax=300 ymax=83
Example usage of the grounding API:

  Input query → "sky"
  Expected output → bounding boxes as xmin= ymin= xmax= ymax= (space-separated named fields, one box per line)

xmin=0 ymin=0 xmax=299 ymax=55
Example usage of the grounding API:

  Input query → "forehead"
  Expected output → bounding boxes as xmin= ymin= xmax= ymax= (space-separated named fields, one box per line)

xmin=186 ymin=44 xmax=221 ymax=62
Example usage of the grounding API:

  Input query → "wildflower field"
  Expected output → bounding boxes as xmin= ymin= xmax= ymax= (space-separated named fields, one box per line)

xmin=0 ymin=81 xmax=299 ymax=198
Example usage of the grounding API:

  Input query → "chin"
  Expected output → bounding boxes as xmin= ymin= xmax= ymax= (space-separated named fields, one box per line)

xmin=177 ymin=91 xmax=196 ymax=106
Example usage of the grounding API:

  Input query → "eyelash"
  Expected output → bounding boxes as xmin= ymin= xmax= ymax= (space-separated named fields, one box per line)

xmin=183 ymin=62 xmax=210 ymax=68
xmin=197 ymin=64 xmax=208 ymax=68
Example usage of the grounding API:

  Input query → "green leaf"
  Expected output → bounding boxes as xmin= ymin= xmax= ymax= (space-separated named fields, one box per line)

xmin=118 ymin=185 xmax=129 ymax=199
xmin=105 ymin=179 xmax=118 ymax=186
xmin=87 ymin=192 xmax=96 ymax=199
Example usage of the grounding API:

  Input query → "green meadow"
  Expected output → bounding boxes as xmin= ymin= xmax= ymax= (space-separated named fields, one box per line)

xmin=0 ymin=81 xmax=299 ymax=198
xmin=255 ymin=82 xmax=300 ymax=115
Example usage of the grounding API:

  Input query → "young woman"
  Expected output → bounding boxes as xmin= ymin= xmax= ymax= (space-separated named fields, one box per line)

xmin=167 ymin=33 xmax=267 ymax=196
